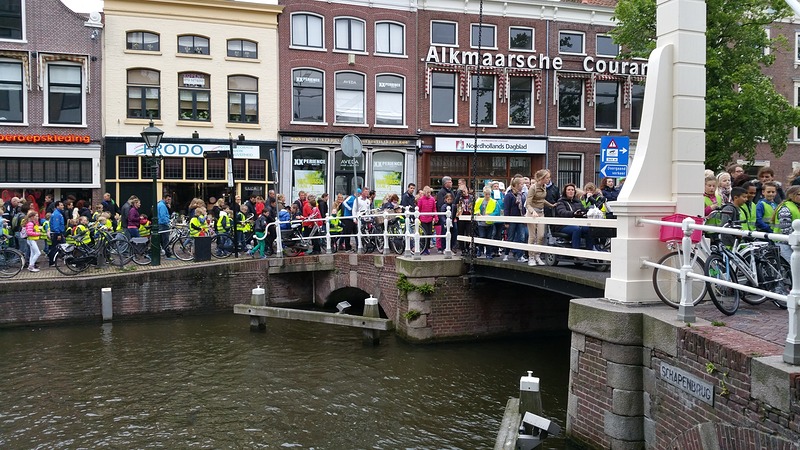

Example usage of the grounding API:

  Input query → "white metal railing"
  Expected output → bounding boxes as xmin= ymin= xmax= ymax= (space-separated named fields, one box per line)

xmin=640 ymin=216 xmax=800 ymax=365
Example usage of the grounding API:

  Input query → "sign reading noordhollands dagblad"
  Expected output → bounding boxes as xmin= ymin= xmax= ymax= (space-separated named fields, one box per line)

xmin=659 ymin=362 xmax=714 ymax=406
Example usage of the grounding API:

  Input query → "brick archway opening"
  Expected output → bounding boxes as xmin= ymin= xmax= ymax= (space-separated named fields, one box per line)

xmin=324 ymin=287 xmax=388 ymax=318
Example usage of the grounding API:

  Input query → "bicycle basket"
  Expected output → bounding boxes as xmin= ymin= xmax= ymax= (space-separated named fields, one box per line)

xmin=659 ymin=214 xmax=702 ymax=243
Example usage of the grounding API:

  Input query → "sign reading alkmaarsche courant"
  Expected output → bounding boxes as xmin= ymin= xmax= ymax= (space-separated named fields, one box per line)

xmin=659 ymin=362 xmax=714 ymax=406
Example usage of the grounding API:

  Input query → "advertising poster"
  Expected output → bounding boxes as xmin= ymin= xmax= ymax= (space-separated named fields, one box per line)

xmin=293 ymin=169 xmax=325 ymax=200
xmin=373 ymin=170 xmax=402 ymax=208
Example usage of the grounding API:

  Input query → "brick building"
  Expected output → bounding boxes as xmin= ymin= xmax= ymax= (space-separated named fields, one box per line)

xmin=0 ymin=0 xmax=104 ymax=210
xmin=102 ymin=0 xmax=282 ymax=216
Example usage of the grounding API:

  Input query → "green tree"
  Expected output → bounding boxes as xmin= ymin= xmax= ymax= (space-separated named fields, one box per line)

xmin=610 ymin=0 xmax=800 ymax=170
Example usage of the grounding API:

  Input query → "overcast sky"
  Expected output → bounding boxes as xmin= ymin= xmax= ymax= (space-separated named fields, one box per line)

xmin=61 ymin=0 xmax=103 ymax=13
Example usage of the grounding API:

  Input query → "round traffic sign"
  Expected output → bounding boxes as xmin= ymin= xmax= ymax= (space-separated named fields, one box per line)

xmin=341 ymin=134 xmax=363 ymax=158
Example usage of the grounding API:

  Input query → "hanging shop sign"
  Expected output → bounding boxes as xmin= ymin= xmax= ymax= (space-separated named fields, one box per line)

xmin=435 ymin=137 xmax=546 ymax=154
xmin=126 ymin=142 xmax=260 ymax=159
xmin=0 ymin=133 xmax=91 ymax=144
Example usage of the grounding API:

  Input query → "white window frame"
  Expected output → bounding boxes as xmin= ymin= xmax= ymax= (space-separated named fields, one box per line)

xmin=334 ymin=70 xmax=366 ymax=125
xmin=430 ymin=20 xmax=458 ymax=47
xmin=795 ymin=32 xmax=800 ymax=64
xmin=290 ymin=12 xmax=325 ymax=51
xmin=470 ymin=23 xmax=497 ymax=50
xmin=559 ymin=31 xmax=586 ymax=55
xmin=429 ymin=71 xmax=458 ymax=126
xmin=508 ymin=26 xmax=535 ymax=52
xmin=594 ymin=80 xmax=620 ymax=131
xmin=0 ymin=0 xmax=25 ymax=42
xmin=0 ymin=59 xmax=26 ymax=125
xmin=764 ymin=28 xmax=771 ymax=57
xmin=43 ymin=62 xmax=85 ymax=127
xmin=334 ymin=17 xmax=367 ymax=54
xmin=375 ymin=73 xmax=406 ymax=127
xmin=557 ymin=77 xmax=585 ymax=130
xmin=508 ymin=75 xmax=534 ymax=128
xmin=470 ymin=74 xmax=497 ymax=127
xmin=794 ymin=82 xmax=800 ymax=141
xmin=630 ymin=83 xmax=645 ymax=132
xmin=596 ymin=34 xmax=619 ymax=57
xmin=291 ymin=67 xmax=326 ymax=125
xmin=375 ymin=21 xmax=406 ymax=57
xmin=556 ymin=153 xmax=584 ymax=189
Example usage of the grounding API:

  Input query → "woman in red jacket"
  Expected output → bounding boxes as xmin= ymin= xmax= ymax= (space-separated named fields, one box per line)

xmin=416 ymin=186 xmax=437 ymax=255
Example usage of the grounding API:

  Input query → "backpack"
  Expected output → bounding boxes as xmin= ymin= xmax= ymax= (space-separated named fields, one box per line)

xmin=18 ymin=223 xmax=27 ymax=239
xmin=11 ymin=212 xmax=24 ymax=233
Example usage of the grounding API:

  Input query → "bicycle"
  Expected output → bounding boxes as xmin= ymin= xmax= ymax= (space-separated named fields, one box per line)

xmin=0 ymin=234 xmax=25 ymax=278
xmin=704 ymin=236 xmax=789 ymax=315
xmin=129 ymin=237 xmax=152 ymax=265
xmin=359 ymin=213 xmax=384 ymax=254
xmin=651 ymin=236 xmax=712 ymax=309
xmin=53 ymin=229 xmax=129 ymax=275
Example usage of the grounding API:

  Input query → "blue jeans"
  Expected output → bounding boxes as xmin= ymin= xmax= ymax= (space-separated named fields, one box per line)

xmin=477 ymin=224 xmax=495 ymax=257
xmin=561 ymin=225 xmax=595 ymax=250
xmin=504 ymin=223 xmax=525 ymax=258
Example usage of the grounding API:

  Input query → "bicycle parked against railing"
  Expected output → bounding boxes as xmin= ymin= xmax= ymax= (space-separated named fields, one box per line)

xmin=0 ymin=234 xmax=25 ymax=278
xmin=705 ymin=236 xmax=789 ymax=315
xmin=359 ymin=212 xmax=384 ymax=253
xmin=651 ymin=235 xmax=712 ymax=309
xmin=53 ymin=229 xmax=129 ymax=275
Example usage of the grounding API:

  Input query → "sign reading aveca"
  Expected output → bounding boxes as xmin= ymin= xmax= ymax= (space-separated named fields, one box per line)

xmin=126 ymin=142 xmax=260 ymax=159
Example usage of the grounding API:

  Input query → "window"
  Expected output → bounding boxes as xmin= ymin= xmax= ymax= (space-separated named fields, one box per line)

xmin=127 ymin=69 xmax=160 ymax=119
xmin=163 ymin=158 xmax=183 ymax=179
xmin=119 ymin=157 xmax=139 ymax=179
xmin=47 ymin=64 xmax=82 ymax=125
xmin=595 ymin=81 xmax=619 ymax=129
xmin=558 ymin=78 xmax=583 ymax=128
xmin=470 ymin=75 xmax=495 ymax=126
xmin=430 ymin=72 xmax=456 ymax=124
xmin=596 ymin=35 xmax=619 ymax=57
xmin=0 ymin=61 xmax=23 ymax=122
xmin=178 ymin=35 xmax=209 ymax=55
xmin=431 ymin=21 xmax=456 ymax=46
xmin=375 ymin=22 xmax=404 ymax=56
xmin=0 ymin=0 xmax=23 ymax=40
xmin=509 ymin=27 xmax=533 ymax=51
xmin=334 ymin=72 xmax=365 ymax=124
xmin=471 ymin=24 xmax=496 ymax=48
xmin=228 ymin=75 xmax=258 ymax=123
xmin=127 ymin=31 xmax=160 ymax=51
xmin=796 ymin=32 xmax=800 ymax=62
xmin=557 ymin=154 xmax=583 ymax=189
xmin=185 ymin=159 xmax=204 ymax=179
xmin=0 ymin=158 xmax=91 ymax=183
xmin=292 ymin=13 xmax=323 ymax=49
xmin=335 ymin=18 xmax=365 ymax=52
xmin=292 ymin=69 xmax=324 ymax=123
xmin=178 ymin=72 xmax=210 ymax=121
xmin=376 ymin=74 xmax=404 ymax=126
xmin=233 ymin=159 xmax=246 ymax=180
xmin=795 ymin=83 xmax=800 ymax=140
xmin=248 ymin=160 xmax=266 ymax=181
xmin=207 ymin=159 xmax=225 ymax=180
xmin=227 ymin=39 xmax=257 ymax=59
xmin=631 ymin=83 xmax=645 ymax=131
xmin=594 ymin=154 xmax=602 ymax=185
xmin=559 ymin=31 xmax=584 ymax=54
xmin=509 ymin=76 xmax=532 ymax=127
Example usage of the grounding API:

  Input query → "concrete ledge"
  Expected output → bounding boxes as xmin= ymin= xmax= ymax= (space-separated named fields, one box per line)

xmin=751 ymin=355 xmax=800 ymax=412
xmin=267 ymin=255 xmax=336 ymax=274
xmin=603 ymin=342 xmax=644 ymax=365
xmin=494 ymin=397 xmax=521 ymax=450
xmin=569 ymin=298 xmax=645 ymax=346
xmin=396 ymin=255 xmax=465 ymax=278
xmin=233 ymin=305 xmax=394 ymax=331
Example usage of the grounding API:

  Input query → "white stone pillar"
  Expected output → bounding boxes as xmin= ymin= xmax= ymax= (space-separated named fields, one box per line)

xmin=604 ymin=0 xmax=706 ymax=303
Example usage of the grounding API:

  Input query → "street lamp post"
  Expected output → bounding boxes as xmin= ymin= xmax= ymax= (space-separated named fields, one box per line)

xmin=141 ymin=120 xmax=165 ymax=266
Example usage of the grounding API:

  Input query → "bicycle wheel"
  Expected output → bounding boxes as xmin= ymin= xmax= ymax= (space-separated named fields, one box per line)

xmin=106 ymin=233 xmax=132 ymax=266
xmin=772 ymin=257 xmax=791 ymax=309
xmin=131 ymin=243 xmax=152 ymax=265
xmin=54 ymin=249 xmax=85 ymax=276
xmin=737 ymin=247 xmax=769 ymax=306
xmin=211 ymin=234 xmax=233 ymax=258
xmin=388 ymin=223 xmax=405 ymax=255
xmin=652 ymin=251 xmax=706 ymax=308
xmin=0 ymin=248 xmax=24 ymax=277
xmin=371 ymin=225 xmax=385 ymax=253
xmin=705 ymin=254 xmax=740 ymax=315
xmin=172 ymin=237 xmax=195 ymax=261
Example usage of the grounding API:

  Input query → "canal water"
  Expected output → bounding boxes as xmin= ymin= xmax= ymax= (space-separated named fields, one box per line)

xmin=0 ymin=314 xmax=572 ymax=449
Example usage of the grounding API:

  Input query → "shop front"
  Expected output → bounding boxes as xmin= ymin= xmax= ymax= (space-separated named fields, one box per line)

xmin=280 ymin=135 xmax=416 ymax=205
xmin=0 ymin=133 xmax=101 ymax=213
xmin=104 ymin=136 xmax=276 ymax=217
xmin=421 ymin=136 xmax=547 ymax=192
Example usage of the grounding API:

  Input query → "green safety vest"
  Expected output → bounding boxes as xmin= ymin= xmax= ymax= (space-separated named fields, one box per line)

xmin=473 ymin=198 xmax=498 ymax=225
xmin=330 ymin=210 xmax=343 ymax=233
xmin=217 ymin=215 xmax=231 ymax=232
xmin=760 ymin=201 xmax=780 ymax=233
xmin=704 ymin=194 xmax=723 ymax=226
xmin=738 ymin=203 xmax=756 ymax=231
xmin=779 ymin=200 xmax=800 ymax=233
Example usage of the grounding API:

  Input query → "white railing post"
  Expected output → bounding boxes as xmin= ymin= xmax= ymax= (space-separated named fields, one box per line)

xmin=382 ymin=209 xmax=390 ymax=255
xmin=413 ymin=209 xmax=421 ymax=260
xmin=784 ymin=219 xmax=800 ymax=364
xmin=356 ymin=214 xmax=364 ymax=254
xmin=404 ymin=206 xmax=412 ymax=257
xmin=274 ymin=221 xmax=284 ymax=258
xmin=324 ymin=213 xmax=332 ymax=254
xmin=677 ymin=217 xmax=696 ymax=323
xmin=444 ymin=205 xmax=453 ymax=259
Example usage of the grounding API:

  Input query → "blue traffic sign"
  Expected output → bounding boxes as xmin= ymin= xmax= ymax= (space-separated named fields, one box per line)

xmin=600 ymin=136 xmax=629 ymax=178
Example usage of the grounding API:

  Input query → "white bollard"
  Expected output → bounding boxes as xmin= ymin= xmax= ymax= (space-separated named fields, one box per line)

xmin=519 ymin=371 xmax=542 ymax=415
xmin=363 ymin=295 xmax=380 ymax=344
xmin=101 ymin=287 xmax=112 ymax=321
xmin=250 ymin=285 xmax=266 ymax=331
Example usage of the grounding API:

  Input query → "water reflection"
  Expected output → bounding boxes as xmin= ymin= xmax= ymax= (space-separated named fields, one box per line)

xmin=0 ymin=314 xmax=571 ymax=449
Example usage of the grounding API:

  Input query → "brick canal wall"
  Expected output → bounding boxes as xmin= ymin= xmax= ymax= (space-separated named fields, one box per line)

xmin=0 ymin=255 xmax=570 ymax=344
xmin=567 ymin=298 xmax=800 ymax=449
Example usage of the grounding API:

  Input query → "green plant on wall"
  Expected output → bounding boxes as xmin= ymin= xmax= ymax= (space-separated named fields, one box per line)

xmin=396 ymin=275 xmax=435 ymax=295
xmin=705 ymin=362 xmax=731 ymax=397
xmin=403 ymin=309 xmax=421 ymax=321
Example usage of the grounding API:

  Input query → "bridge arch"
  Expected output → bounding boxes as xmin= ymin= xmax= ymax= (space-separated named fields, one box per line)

xmin=667 ymin=422 xmax=797 ymax=449
xmin=323 ymin=287 xmax=388 ymax=318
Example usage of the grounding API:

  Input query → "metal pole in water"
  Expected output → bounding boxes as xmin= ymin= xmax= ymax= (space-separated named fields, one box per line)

xmin=101 ymin=287 xmax=112 ymax=321
xmin=363 ymin=295 xmax=380 ymax=344
xmin=519 ymin=371 xmax=542 ymax=415
xmin=250 ymin=286 xmax=266 ymax=331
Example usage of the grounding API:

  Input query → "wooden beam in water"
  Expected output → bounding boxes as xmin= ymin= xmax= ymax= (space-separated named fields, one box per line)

xmin=233 ymin=305 xmax=394 ymax=331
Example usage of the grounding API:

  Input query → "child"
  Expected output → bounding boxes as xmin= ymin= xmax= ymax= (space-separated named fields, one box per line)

xmin=742 ymin=181 xmax=757 ymax=231
xmin=718 ymin=186 xmax=749 ymax=247
xmin=279 ymin=205 xmax=292 ymax=230
xmin=41 ymin=212 xmax=52 ymax=255
xmin=139 ymin=214 xmax=151 ymax=237
xmin=703 ymin=176 xmax=722 ymax=218
xmin=717 ymin=172 xmax=732 ymax=205
xmin=189 ymin=207 xmax=208 ymax=237
xmin=756 ymin=181 xmax=779 ymax=233
xmin=22 ymin=211 xmax=41 ymax=272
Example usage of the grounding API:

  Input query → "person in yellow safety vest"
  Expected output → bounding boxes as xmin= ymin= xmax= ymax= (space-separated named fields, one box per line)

xmin=91 ymin=204 xmax=104 ymax=223
xmin=66 ymin=218 xmax=93 ymax=245
xmin=329 ymin=200 xmax=343 ymax=250
xmin=703 ymin=176 xmax=724 ymax=226
xmin=756 ymin=181 xmax=780 ymax=233
xmin=41 ymin=213 xmax=52 ymax=254
xmin=741 ymin=181 xmax=758 ymax=232
xmin=473 ymin=185 xmax=500 ymax=259
xmin=139 ymin=215 xmax=151 ymax=237
xmin=775 ymin=185 xmax=800 ymax=262
xmin=717 ymin=187 xmax=749 ymax=248
xmin=236 ymin=205 xmax=252 ymax=233
xmin=189 ymin=207 xmax=209 ymax=237
xmin=216 ymin=207 xmax=233 ymax=234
